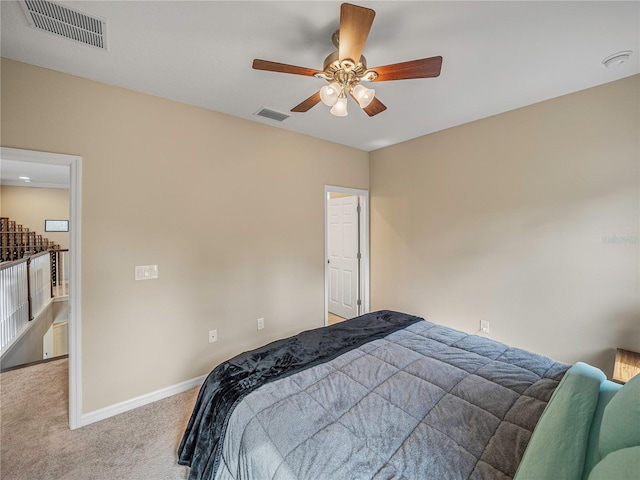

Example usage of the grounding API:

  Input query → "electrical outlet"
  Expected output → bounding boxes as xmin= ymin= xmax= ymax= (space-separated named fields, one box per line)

xmin=257 ymin=318 xmax=264 ymax=331
xmin=480 ymin=320 xmax=490 ymax=334
xmin=209 ymin=329 xmax=217 ymax=343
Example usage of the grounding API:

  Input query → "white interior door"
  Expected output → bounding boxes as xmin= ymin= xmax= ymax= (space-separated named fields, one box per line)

xmin=328 ymin=195 xmax=359 ymax=319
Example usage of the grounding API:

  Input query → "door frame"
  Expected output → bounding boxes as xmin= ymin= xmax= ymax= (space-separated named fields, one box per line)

xmin=1 ymin=147 xmax=82 ymax=430
xmin=324 ymin=185 xmax=369 ymax=326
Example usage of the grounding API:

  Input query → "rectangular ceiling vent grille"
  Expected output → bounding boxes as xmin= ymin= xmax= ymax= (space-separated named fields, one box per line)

xmin=254 ymin=107 xmax=290 ymax=122
xmin=20 ymin=0 xmax=107 ymax=50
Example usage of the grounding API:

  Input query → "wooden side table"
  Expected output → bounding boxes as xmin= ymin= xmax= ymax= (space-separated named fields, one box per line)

xmin=612 ymin=348 xmax=640 ymax=384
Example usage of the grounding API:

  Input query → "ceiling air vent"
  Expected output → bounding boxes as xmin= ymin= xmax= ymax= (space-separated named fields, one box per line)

xmin=254 ymin=107 xmax=290 ymax=122
xmin=20 ymin=0 xmax=107 ymax=50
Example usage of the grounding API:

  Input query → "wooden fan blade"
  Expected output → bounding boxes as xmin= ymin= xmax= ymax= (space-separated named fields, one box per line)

xmin=368 ymin=56 xmax=443 ymax=82
xmin=363 ymin=97 xmax=387 ymax=117
xmin=291 ymin=91 xmax=322 ymax=112
xmin=338 ymin=3 xmax=375 ymax=64
xmin=252 ymin=59 xmax=320 ymax=77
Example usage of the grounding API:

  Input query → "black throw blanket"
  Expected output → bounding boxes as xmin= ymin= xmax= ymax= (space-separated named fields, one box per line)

xmin=178 ymin=310 xmax=423 ymax=480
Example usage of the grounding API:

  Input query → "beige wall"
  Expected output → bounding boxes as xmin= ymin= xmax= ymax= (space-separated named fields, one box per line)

xmin=2 ymin=56 xmax=637 ymax=415
xmin=0 ymin=185 xmax=70 ymax=249
xmin=1 ymin=59 xmax=369 ymax=412
xmin=370 ymin=75 xmax=640 ymax=376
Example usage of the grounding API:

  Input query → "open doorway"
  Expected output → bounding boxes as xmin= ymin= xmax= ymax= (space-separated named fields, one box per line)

xmin=0 ymin=147 xmax=82 ymax=429
xmin=0 ymin=162 xmax=69 ymax=366
xmin=324 ymin=185 xmax=369 ymax=326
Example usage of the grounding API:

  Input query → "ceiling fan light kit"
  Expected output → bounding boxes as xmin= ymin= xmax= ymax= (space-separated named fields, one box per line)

xmin=319 ymin=76 xmax=376 ymax=116
xmin=252 ymin=3 xmax=443 ymax=118
xmin=316 ymin=58 xmax=376 ymax=116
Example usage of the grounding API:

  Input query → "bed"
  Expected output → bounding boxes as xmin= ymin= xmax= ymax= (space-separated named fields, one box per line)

xmin=178 ymin=310 xmax=640 ymax=480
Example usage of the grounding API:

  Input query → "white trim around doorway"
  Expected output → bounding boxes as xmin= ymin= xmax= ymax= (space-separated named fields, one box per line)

xmin=1 ymin=147 xmax=82 ymax=429
xmin=324 ymin=185 xmax=370 ymax=326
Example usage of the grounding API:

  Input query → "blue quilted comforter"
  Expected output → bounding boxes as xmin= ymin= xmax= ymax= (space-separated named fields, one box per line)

xmin=179 ymin=311 xmax=569 ymax=480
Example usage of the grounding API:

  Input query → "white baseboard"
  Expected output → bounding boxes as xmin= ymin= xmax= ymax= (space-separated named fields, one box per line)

xmin=79 ymin=374 xmax=207 ymax=427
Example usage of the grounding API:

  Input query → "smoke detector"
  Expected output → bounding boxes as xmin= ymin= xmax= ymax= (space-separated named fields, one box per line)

xmin=602 ymin=51 xmax=633 ymax=69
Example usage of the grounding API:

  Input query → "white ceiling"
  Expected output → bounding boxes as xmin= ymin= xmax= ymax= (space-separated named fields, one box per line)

xmin=1 ymin=1 xmax=639 ymax=152
xmin=0 ymin=159 xmax=70 ymax=188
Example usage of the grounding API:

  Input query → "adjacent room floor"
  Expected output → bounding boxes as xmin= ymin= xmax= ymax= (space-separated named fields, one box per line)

xmin=328 ymin=312 xmax=347 ymax=325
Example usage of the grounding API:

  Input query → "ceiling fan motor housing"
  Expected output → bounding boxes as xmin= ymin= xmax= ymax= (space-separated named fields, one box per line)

xmin=317 ymin=51 xmax=376 ymax=93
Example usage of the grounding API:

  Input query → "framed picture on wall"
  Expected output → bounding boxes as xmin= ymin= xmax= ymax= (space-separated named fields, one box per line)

xmin=45 ymin=219 xmax=69 ymax=232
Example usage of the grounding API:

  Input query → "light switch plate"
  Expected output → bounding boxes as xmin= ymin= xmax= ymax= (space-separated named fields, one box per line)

xmin=135 ymin=265 xmax=158 ymax=281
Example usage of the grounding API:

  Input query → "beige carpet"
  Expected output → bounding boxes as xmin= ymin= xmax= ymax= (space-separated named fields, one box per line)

xmin=0 ymin=358 xmax=199 ymax=480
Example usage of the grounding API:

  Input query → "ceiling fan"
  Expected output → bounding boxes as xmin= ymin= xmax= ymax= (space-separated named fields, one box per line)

xmin=252 ymin=3 xmax=443 ymax=118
